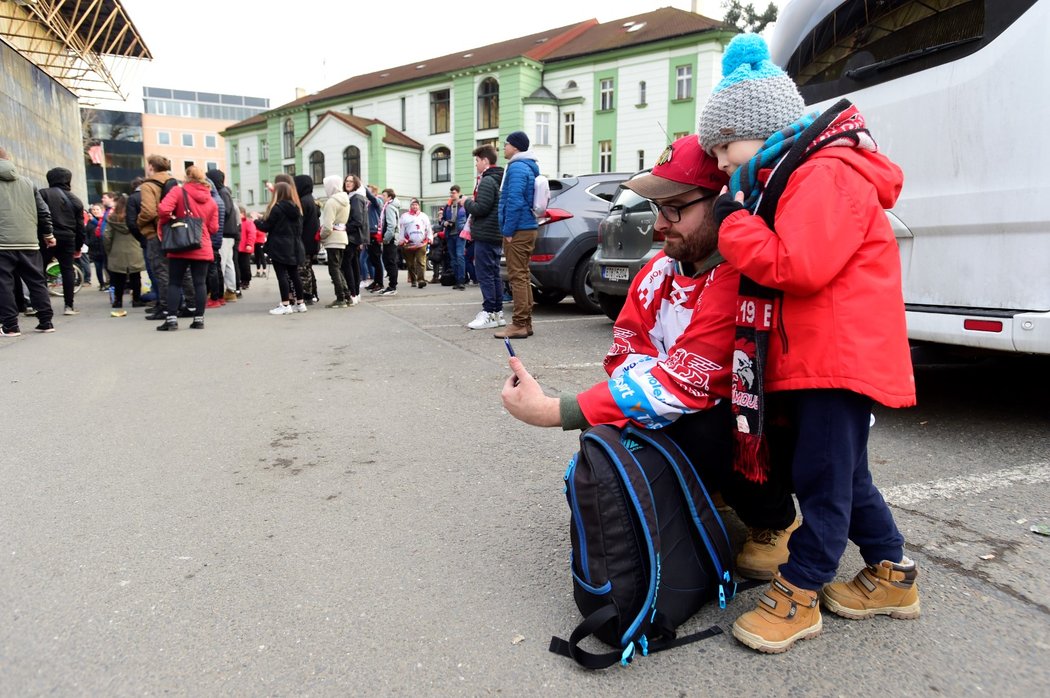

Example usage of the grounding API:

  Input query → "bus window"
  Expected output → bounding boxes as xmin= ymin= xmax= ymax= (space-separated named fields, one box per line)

xmin=777 ymin=0 xmax=1038 ymax=103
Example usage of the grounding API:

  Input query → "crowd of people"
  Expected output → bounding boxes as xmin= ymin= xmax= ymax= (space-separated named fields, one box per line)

xmin=1 ymin=138 xmax=545 ymax=334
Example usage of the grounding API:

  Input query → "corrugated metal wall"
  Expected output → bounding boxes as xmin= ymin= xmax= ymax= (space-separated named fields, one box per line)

xmin=1 ymin=40 xmax=86 ymax=199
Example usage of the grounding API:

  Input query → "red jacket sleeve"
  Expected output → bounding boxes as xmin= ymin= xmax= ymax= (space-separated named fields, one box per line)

xmin=718 ymin=160 xmax=870 ymax=296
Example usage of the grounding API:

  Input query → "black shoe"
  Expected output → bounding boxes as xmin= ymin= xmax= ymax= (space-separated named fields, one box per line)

xmin=34 ymin=321 xmax=56 ymax=333
xmin=189 ymin=319 xmax=205 ymax=329
xmin=145 ymin=310 xmax=167 ymax=321
xmin=454 ymin=284 xmax=465 ymax=290
xmin=131 ymin=300 xmax=149 ymax=308
xmin=417 ymin=281 xmax=427 ymax=289
xmin=157 ymin=319 xmax=178 ymax=331
xmin=177 ymin=307 xmax=195 ymax=318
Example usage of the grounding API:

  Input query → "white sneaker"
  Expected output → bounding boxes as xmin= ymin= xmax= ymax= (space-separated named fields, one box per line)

xmin=269 ymin=304 xmax=293 ymax=315
xmin=467 ymin=310 xmax=500 ymax=330
xmin=295 ymin=302 xmax=308 ymax=313
xmin=350 ymin=295 xmax=360 ymax=306
xmin=496 ymin=310 xmax=507 ymax=327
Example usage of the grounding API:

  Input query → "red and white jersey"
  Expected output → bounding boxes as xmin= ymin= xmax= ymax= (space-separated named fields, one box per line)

xmin=576 ymin=252 xmax=739 ymax=429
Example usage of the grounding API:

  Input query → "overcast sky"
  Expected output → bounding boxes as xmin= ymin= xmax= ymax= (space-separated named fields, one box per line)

xmin=96 ymin=0 xmax=730 ymax=111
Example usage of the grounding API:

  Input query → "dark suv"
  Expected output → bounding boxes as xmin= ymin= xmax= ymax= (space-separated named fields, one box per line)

xmin=591 ymin=172 xmax=659 ymax=320
xmin=501 ymin=172 xmax=629 ymax=313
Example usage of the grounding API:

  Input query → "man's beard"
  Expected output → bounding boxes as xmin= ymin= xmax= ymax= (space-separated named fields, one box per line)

xmin=665 ymin=231 xmax=715 ymax=264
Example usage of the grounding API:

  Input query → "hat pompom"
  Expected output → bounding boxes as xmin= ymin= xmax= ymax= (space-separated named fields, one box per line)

xmin=721 ymin=33 xmax=771 ymax=77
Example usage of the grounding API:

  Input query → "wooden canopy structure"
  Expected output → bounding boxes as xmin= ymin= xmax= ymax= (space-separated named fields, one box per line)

xmin=0 ymin=0 xmax=151 ymax=100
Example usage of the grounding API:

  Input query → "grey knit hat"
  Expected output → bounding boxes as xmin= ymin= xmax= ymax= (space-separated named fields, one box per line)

xmin=698 ymin=34 xmax=806 ymax=153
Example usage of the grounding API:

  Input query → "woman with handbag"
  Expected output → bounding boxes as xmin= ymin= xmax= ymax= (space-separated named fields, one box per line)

xmin=254 ymin=181 xmax=306 ymax=315
xmin=102 ymin=194 xmax=146 ymax=317
xmin=155 ymin=165 xmax=219 ymax=331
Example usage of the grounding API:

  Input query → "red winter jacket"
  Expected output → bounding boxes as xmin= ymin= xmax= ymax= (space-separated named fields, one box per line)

xmin=238 ymin=216 xmax=257 ymax=253
xmin=718 ymin=147 xmax=915 ymax=408
xmin=157 ymin=181 xmax=218 ymax=262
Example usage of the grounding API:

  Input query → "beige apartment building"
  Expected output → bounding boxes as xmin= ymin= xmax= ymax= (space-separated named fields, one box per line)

xmin=140 ymin=87 xmax=268 ymax=181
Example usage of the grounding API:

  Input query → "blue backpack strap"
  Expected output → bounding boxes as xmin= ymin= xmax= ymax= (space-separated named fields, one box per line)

xmin=625 ymin=426 xmax=736 ymax=606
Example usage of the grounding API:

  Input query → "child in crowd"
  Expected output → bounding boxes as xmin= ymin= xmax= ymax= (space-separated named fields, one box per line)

xmin=697 ymin=33 xmax=918 ymax=654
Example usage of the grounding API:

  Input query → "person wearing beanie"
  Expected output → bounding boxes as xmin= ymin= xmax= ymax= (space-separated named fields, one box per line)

xmin=698 ymin=33 xmax=918 ymax=654
xmin=495 ymin=130 xmax=540 ymax=339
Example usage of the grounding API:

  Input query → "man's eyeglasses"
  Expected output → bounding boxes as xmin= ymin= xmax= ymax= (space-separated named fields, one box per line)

xmin=650 ymin=193 xmax=715 ymax=223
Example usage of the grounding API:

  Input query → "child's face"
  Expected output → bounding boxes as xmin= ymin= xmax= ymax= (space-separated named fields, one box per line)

xmin=712 ymin=140 xmax=764 ymax=176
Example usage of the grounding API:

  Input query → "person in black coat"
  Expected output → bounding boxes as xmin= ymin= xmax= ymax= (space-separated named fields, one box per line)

xmin=39 ymin=167 xmax=85 ymax=313
xmin=255 ymin=182 xmax=306 ymax=314
xmin=295 ymin=174 xmax=320 ymax=304
xmin=341 ymin=175 xmax=368 ymax=304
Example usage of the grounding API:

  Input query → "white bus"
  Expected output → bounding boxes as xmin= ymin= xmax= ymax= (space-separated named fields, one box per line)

xmin=770 ymin=0 xmax=1049 ymax=354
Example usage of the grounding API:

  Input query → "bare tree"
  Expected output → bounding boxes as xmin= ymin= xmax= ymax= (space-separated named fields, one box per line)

xmin=722 ymin=1 xmax=779 ymax=34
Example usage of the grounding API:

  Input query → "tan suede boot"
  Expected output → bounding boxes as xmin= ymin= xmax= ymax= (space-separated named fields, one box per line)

xmin=736 ymin=518 xmax=801 ymax=580
xmin=493 ymin=323 xmax=529 ymax=339
xmin=732 ymin=574 xmax=822 ymax=653
xmin=820 ymin=559 xmax=920 ymax=620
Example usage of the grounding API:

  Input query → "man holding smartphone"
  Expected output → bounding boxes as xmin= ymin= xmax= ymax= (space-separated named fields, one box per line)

xmin=501 ymin=135 xmax=799 ymax=581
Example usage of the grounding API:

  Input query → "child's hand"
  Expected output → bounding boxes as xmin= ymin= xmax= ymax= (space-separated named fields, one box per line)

xmin=713 ymin=187 xmax=747 ymax=228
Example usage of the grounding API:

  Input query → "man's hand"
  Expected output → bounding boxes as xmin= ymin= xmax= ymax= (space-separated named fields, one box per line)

xmin=44 ymin=235 xmax=57 ymax=248
xmin=713 ymin=186 xmax=747 ymax=229
xmin=501 ymin=357 xmax=561 ymax=427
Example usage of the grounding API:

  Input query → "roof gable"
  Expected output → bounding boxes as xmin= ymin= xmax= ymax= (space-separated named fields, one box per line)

xmin=296 ymin=111 xmax=423 ymax=151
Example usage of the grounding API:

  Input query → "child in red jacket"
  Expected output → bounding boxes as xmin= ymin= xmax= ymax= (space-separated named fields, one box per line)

xmin=697 ymin=34 xmax=918 ymax=654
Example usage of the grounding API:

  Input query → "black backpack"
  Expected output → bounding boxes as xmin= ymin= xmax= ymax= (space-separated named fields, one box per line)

xmin=549 ymin=424 xmax=739 ymax=669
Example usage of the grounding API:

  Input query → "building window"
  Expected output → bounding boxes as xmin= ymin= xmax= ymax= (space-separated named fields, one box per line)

xmin=638 ymin=81 xmax=647 ymax=106
xmin=477 ymin=77 xmax=499 ymax=130
xmin=599 ymin=140 xmax=612 ymax=173
xmin=673 ymin=131 xmax=690 ymax=140
xmin=260 ymin=139 xmax=269 ymax=161
xmin=535 ymin=112 xmax=550 ymax=146
xmin=400 ymin=97 xmax=406 ymax=131
xmin=182 ymin=133 xmax=194 ymax=147
xmin=282 ymin=119 xmax=295 ymax=159
xmin=205 ymin=134 xmax=217 ymax=149
xmin=231 ymin=145 xmax=238 ymax=166
xmin=676 ymin=65 xmax=693 ymax=100
xmin=343 ymin=146 xmax=360 ymax=177
xmin=638 ymin=150 xmax=645 ymax=170
xmin=245 ymin=147 xmax=251 ymax=164
xmin=309 ymin=151 xmax=325 ymax=183
xmin=430 ymin=89 xmax=450 ymax=134
xmin=283 ymin=164 xmax=295 ymax=175
xmin=247 ymin=189 xmax=254 ymax=205
xmin=206 ymin=161 xmax=218 ymax=171
xmin=600 ymin=78 xmax=614 ymax=111
xmin=158 ymin=131 xmax=171 ymax=145
xmin=431 ymin=147 xmax=451 ymax=183
xmin=563 ymin=112 xmax=575 ymax=146
xmin=476 ymin=137 xmax=498 ymax=149
xmin=183 ymin=160 xmax=194 ymax=172
xmin=261 ymin=187 xmax=270 ymax=204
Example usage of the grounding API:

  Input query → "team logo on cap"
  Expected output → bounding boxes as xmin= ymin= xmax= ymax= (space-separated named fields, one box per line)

xmin=655 ymin=144 xmax=673 ymax=167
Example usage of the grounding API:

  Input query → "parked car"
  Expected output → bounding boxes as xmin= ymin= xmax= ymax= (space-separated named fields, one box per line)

xmin=501 ymin=172 xmax=630 ymax=313
xmin=590 ymin=171 xmax=659 ymax=320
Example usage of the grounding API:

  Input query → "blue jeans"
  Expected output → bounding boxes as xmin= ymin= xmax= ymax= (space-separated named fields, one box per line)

xmin=446 ymin=234 xmax=465 ymax=283
xmin=776 ymin=389 xmax=904 ymax=590
xmin=473 ymin=240 xmax=503 ymax=313
xmin=464 ymin=240 xmax=477 ymax=283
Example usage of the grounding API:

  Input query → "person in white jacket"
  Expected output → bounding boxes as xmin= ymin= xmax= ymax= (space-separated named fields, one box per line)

xmin=319 ymin=175 xmax=351 ymax=307
xmin=398 ymin=198 xmax=431 ymax=288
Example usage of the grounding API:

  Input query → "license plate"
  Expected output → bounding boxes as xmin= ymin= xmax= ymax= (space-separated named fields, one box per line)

xmin=601 ymin=266 xmax=629 ymax=281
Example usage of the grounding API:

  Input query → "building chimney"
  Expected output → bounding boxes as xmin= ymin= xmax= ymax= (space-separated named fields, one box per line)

xmin=295 ymin=87 xmax=307 ymax=99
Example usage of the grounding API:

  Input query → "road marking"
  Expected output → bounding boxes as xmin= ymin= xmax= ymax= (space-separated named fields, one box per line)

xmin=882 ymin=462 xmax=1050 ymax=507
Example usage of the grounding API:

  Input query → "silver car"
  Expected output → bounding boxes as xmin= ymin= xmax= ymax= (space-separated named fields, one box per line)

xmin=590 ymin=173 xmax=659 ymax=320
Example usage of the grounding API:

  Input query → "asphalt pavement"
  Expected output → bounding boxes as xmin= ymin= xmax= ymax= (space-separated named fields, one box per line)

xmin=1 ymin=274 xmax=1048 ymax=696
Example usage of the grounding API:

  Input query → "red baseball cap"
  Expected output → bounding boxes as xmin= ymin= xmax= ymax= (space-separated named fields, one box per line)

xmin=624 ymin=135 xmax=727 ymax=200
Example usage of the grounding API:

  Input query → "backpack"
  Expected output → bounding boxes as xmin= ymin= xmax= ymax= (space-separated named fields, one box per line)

xmin=549 ymin=424 xmax=738 ymax=670
xmin=532 ymin=174 xmax=550 ymax=217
